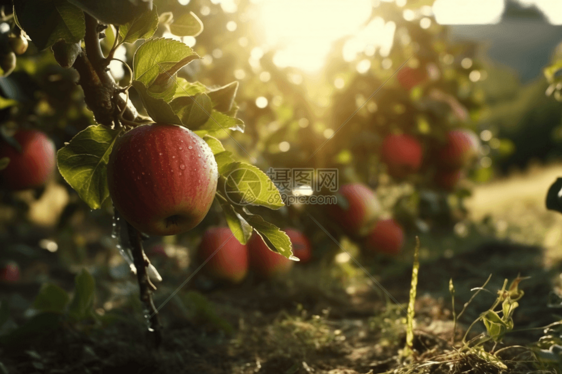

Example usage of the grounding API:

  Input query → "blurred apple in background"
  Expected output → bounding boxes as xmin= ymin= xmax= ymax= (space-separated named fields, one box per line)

xmin=363 ymin=219 xmax=404 ymax=256
xmin=381 ymin=134 xmax=423 ymax=178
xmin=0 ymin=261 xmax=20 ymax=283
xmin=327 ymin=183 xmax=381 ymax=237
xmin=435 ymin=129 xmax=480 ymax=170
xmin=0 ymin=129 xmax=55 ymax=190
xmin=198 ymin=227 xmax=248 ymax=283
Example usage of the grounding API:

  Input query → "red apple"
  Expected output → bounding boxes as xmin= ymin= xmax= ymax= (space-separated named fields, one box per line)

xmin=435 ymin=130 xmax=479 ymax=170
xmin=327 ymin=183 xmax=381 ymax=237
xmin=363 ymin=219 xmax=404 ymax=256
xmin=434 ymin=169 xmax=463 ymax=191
xmin=198 ymin=227 xmax=248 ymax=283
xmin=108 ymin=124 xmax=218 ymax=236
xmin=285 ymin=228 xmax=312 ymax=263
xmin=397 ymin=66 xmax=428 ymax=91
xmin=0 ymin=129 xmax=55 ymax=190
xmin=381 ymin=134 xmax=423 ymax=178
xmin=248 ymin=233 xmax=293 ymax=278
xmin=0 ymin=261 xmax=20 ymax=283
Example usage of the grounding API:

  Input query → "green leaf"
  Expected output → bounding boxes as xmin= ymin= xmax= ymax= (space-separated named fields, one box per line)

xmin=14 ymin=0 xmax=85 ymax=50
xmin=202 ymin=135 xmax=226 ymax=155
xmin=119 ymin=6 xmax=159 ymax=44
xmin=0 ymin=158 xmax=8 ymax=171
xmin=546 ymin=178 xmax=562 ymax=214
xmin=32 ymin=284 xmax=70 ymax=314
xmin=244 ymin=213 xmax=293 ymax=258
xmin=174 ymin=78 xmax=209 ymax=99
xmin=68 ymin=269 xmax=95 ymax=321
xmin=132 ymin=81 xmax=183 ymax=125
xmin=221 ymin=162 xmax=284 ymax=210
xmin=208 ymin=81 xmax=239 ymax=113
xmin=217 ymin=197 xmax=253 ymax=245
xmin=482 ymin=310 xmax=508 ymax=342
xmin=57 ymin=125 xmax=121 ymax=210
xmin=203 ymin=135 xmax=235 ymax=173
xmin=133 ymin=38 xmax=199 ymax=100
xmin=196 ymin=110 xmax=245 ymax=137
xmin=66 ymin=0 xmax=153 ymax=26
xmin=169 ymin=11 xmax=204 ymax=37
xmin=169 ymin=94 xmax=212 ymax=129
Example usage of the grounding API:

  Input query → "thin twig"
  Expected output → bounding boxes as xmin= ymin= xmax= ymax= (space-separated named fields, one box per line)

xmin=127 ymin=221 xmax=162 ymax=348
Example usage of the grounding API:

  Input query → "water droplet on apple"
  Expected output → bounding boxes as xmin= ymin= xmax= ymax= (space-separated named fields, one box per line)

xmin=188 ymin=146 xmax=193 ymax=150
xmin=159 ymin=152 xmax=162 ymax=156
xmin=180 ymin=164 xmax=185 ymax=170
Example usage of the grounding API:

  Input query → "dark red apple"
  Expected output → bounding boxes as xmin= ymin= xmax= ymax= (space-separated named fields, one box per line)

xmin=0 ymin=129 xmax=55 ymax=190
xmin=381 ymin=134 xmax=423 ymax=178
xmin=248 ymin=233 xmax=293 ymax=278
xmin=198 ymin=227 xmax=248 ymax=283
xmin=285 ymin=228 xmax=312 ymax=263
xmin=397 ymin=66 xmax=428 ymax=91
xmin=363 ymin=219 xmax=404 ymax=256
xmin=108 ymin=124 xmax=218 ymax=236
xmin=435 ymin=130 xmax=479 ymax=170
xmin=0 ymin=261 xmax=20 ymax=283
xmin=434 ymin=169 xmax=463 ymax=191
xmin=327 ymin=183 xmax=381 ymax=237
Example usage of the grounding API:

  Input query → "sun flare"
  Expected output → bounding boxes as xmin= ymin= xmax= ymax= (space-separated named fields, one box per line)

xmin=255 ymin=0 xmax=373 ymax=72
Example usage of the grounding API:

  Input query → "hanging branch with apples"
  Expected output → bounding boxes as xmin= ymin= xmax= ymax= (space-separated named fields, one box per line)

xmin=12 ymin=0 xmax=293 ymax=346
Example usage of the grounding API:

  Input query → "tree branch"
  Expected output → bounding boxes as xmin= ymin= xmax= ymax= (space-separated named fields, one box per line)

xmin=72 ymin=13 xmax=137 ymax=127
xmin=127 ymin=222 xmax=162 ymax=348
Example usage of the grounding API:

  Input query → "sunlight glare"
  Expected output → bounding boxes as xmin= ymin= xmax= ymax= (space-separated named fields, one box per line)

xmin=433 ymin=0 xmax=504 ymax=25
xmin=257 ymin=0 xmax=372 ymax=72
xmin=518 ymin=0 xmax=562 ymax=24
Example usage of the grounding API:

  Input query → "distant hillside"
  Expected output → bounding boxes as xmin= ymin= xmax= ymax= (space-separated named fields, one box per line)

xmin=450 ymin=2 xmax=562 ymax=82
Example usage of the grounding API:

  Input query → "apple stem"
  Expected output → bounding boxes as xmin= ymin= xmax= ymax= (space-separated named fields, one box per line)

xmin=127 ymin=221 xmax=162 ymax=348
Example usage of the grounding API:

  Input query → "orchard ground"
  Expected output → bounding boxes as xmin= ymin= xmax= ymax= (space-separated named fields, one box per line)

xmin=2 ymin=164 xmax=562 ymax=373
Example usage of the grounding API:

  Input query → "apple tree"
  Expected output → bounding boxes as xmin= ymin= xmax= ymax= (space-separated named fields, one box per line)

xmin=5 ymin=0 xmax=293 ymax=344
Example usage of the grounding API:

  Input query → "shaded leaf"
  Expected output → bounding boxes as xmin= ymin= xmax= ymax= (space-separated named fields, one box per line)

xmin=217 ymin=196 xmax=253 ymax=245
xmin=67 ymin=0 xmax=153 ymax=26
xmin=68 ymin=269 xmax=95 ymax=321
xmin=57 ymin=125 xmax=121 ymax=210
xmin=14 ymin=0 xmax=85 ymax=50
xmin=32 ymin=284 xmax=70 ymax=314
xmin=132 ymin=81 xmax=182 ymax=125
xmin=119 ymin=6 xmax=158 ymax=44
xmin=208 ymin=81 xmax=238 ymax=113
xmin=169 ymin=93 xmax=212 ymax=129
